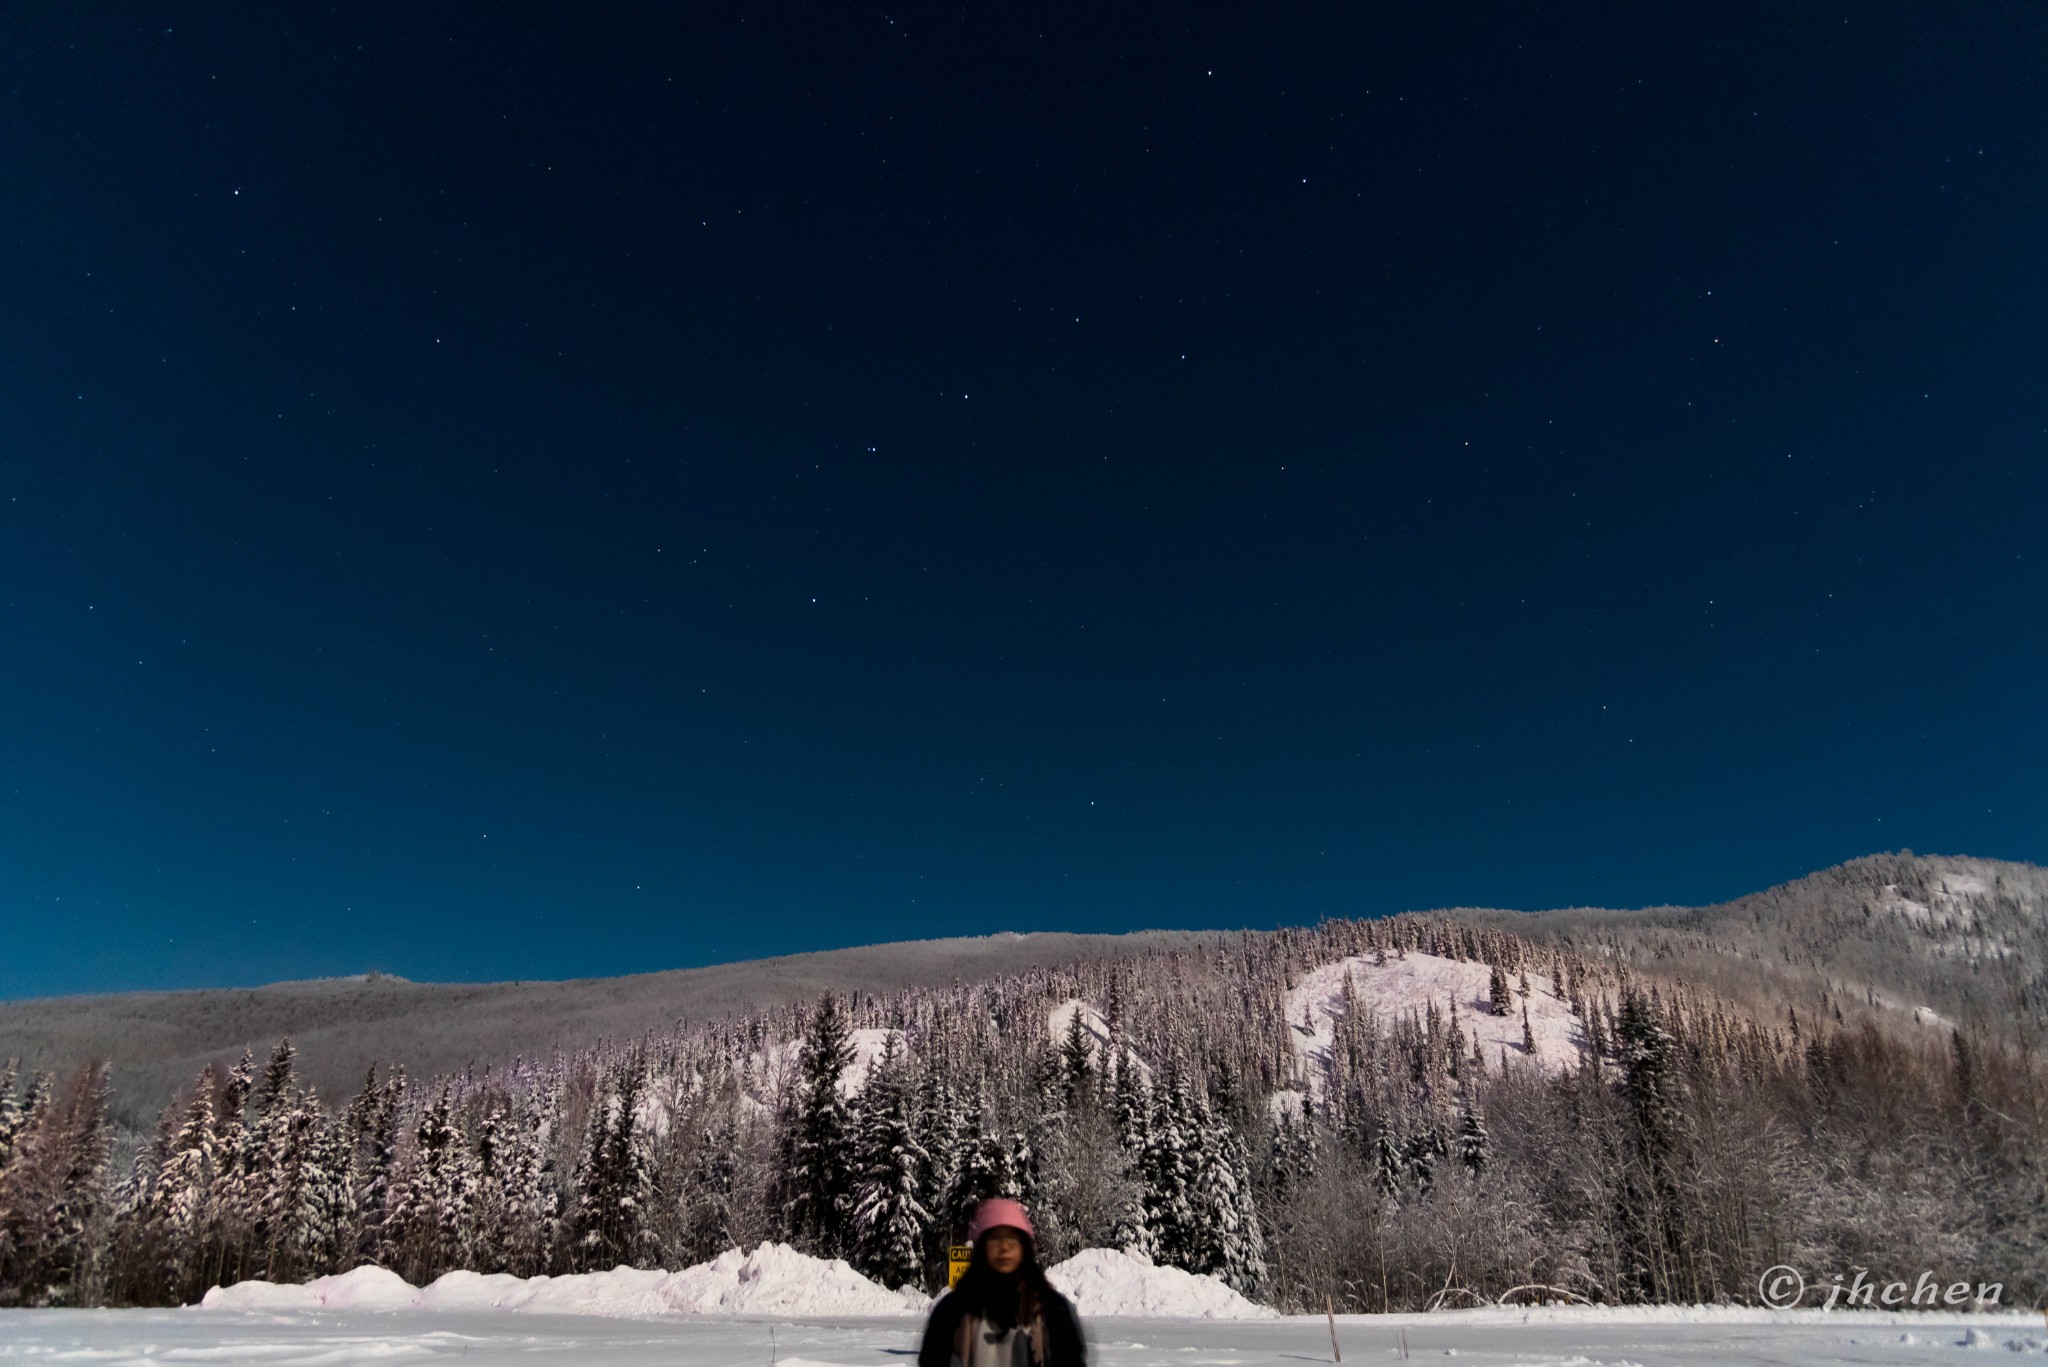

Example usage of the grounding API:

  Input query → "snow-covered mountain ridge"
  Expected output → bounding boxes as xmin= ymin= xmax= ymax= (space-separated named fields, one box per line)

xmin=4 ymin=854 xmax=2043 ymax=1316
xmin=2 ymin=853 xmax=2041 ymax=1139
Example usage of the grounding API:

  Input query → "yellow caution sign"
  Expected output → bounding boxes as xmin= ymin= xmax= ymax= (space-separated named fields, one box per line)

xmin=947 ymin=1244 xmax=972 ymax=1288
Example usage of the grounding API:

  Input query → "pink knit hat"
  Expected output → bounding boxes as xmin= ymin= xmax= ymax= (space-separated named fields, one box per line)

xmin=966 ymin=1197 xmax=1035 ymax=1242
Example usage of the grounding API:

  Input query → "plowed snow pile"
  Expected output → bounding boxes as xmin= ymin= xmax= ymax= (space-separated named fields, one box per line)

xmin=200 ymin=1243 xmax=929 ymax=1317
xmin=1046 ymin=1249 xmax=1276 ymax=1319
xmin=652 ymin=1243 xmax=928 ymax=1315
xmin=200 ymin=1264 xmax=421 ymax=1310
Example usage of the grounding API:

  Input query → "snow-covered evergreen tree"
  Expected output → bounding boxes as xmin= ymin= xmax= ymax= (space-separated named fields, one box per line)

xmin=850 ymin=1036 xmax=929 ymax=1289
xmin=781 ymin=993 xmax=857 ymax=1257
xmin=501 ymin=1084 xmax=561 ymax=1275
xmin=204 ymin=1051 xmax=256 ymax=1285
xmin=289 ymin=1103 xmax=356 ymax=1279
xmin=942 ymin=1075 xmax=1004 ymax=1233
xmin=1058 ymin=1008 xmax=1094 ymax=1106
xmin=0 ymin=1063 xmax=23 ymax=1171
xmin=569 ymin=1059 xmax=651 ymax=1270
xmin=245 ymin=1041 xmax=311 ymax=1280
xmin=1487 ymin=964 xmax=1513 ymax=1016
xmin=1139 ymin=1059 xmax=1196 ymax=1265
xmin=351 ymin=1067 xmax=407 ymax=1265
xmin=0 ymin=1065 xmax=112 ymax=1306
xmin=1455 ymin=1092 xmax=1486 ymax=1177
xmin=912 ymin=1060 xmax=960 ymax=1259
xmin=388 ymin=1084 xmax=478 ymax=1281
xmin=1183 ymin=1090 xmax=1265 ymax=1296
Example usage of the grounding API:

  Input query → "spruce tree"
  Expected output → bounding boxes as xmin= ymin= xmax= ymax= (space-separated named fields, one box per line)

xmin=143 ymin=1082 xmax=220 ymax=1302
xmin=948 ymin=1076 xmax=1027 ymax=1218
xmin=497 ymin=1085 xmax=561 ymax=1275
xmin=1184 ymin=1089 xmax=1265 ymax=1296
xmin=0 ymin=1062 xmax=22 ymax=1171
xmin=1140 ymin=1059 xmax=1196 ymax=1266
xmin=851 ymin=1037 xmax=930 ymax=1289
xmin=1059 ymin=1007 xmax=1095 ymax=1106
xmin=205 ymin=1051 xmax=256 ymax=1287
xmin=0 ymin=1064 xmax=112 ymax=1307
xmin=1372 ymin=1125 xmax=1403 ymax=1198
xmin=783 ymin=994 xmax=857 ymax=1257
xmin=1455 ymin=1093 xmax=1487 ymax=1177
xmin=912 ymin=1061 xmax=960 ymax=1266
xmin=291 ymin=1106 xmax=356 ymax=1279
xmin=352 ymin=1067 xmax=406 ymax=1265
xmin=571 ymin=1060 xmax=650 ymax=1270
xmin=246 ymin=1042 xmax=305 ymax=1280
xmin=389 ymin=1084 xmax=478 ymax=1282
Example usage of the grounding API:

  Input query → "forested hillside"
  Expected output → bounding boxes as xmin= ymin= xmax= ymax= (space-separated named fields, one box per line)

xmin=0 ymin=931 xmax=1230 ymax=1133
xmin=4 ymin=891 xmax=2043 ymax=1312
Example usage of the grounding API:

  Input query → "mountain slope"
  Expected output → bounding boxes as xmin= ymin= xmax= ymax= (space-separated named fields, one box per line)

xmin=0 ymin=930 xmax=1231 ymax=1130
xmin=1452 ymin=852 xmax=2047 ymax=1045
xmin=4 ymin=853 xmax=2041 ymax=1132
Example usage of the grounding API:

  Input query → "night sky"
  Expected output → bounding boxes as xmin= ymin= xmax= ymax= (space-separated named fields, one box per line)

xmin=4 ymin=3 xmax=2044 ymax=998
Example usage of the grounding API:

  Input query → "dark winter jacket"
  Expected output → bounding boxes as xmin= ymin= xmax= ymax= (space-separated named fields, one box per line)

xmin=917 ymin=1272 xmax=1087 ymax=1367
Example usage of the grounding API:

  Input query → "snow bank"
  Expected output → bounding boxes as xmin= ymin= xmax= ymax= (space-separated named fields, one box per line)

xmin=1046 ymin=1248 xmax=1277 ymax=1320
xmin=202 ymin=1246 xmax=1274 ymax=1321
xmin=201 ymin=1243 xmax=928 ymax=1318
xmin=200 ymin=1263 xmax=418 ymax=1310
xmin=464 ymin=1265 xmax=679 ymax=1317
xmin=653 ymin=1242 xmax=927 ymax=1316
xmin=411 ymin=1269 xmax=528 ymax=1311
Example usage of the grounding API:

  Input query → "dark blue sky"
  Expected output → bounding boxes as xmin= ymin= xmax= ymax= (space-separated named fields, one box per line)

xmin=3 ymin=3 xmax=2043 ymax=998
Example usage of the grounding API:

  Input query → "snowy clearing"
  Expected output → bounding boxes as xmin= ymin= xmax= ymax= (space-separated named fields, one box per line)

xmin=1284 ymin=953 xmax=1584 ymax=1096
xmin=758 ymin=1028 xmax=906 ymax=1102
xmin=1046 ymin=998 xmax=1153 ymax=1083
xmin=4 ymin=1303 xmax=2042 ymax=1366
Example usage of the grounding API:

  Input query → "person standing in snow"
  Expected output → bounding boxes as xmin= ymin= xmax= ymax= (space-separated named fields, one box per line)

xmin=918 ymin=1198 xmax=1087 ymax=1367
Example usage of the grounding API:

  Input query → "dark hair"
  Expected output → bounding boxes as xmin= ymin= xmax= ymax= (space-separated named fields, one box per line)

xmin=953 ymin=1228 xmax=1050 ymax=1329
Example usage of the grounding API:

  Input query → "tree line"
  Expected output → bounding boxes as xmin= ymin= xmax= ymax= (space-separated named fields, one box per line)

xmin=2 ymin=915 xmax=2042 ymax=1311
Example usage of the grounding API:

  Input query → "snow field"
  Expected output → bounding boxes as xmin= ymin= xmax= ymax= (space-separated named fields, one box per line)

xmin=8 ymin=1303 xmax=2041 ymax=1367
xmin=1283 ymin=952 xmax=1584 ymax=1098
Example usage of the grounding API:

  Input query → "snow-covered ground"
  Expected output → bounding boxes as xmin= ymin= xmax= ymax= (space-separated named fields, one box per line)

xmin=1283 ymin=952 xmax=1584 ymax=1099
xmin=4 ymin=1303 xmax=2040 ymax=1366
xmin=11 ymin=1245 xmax=2037 ymax=1365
